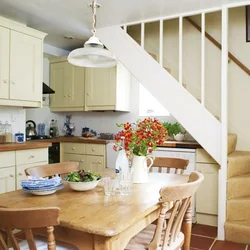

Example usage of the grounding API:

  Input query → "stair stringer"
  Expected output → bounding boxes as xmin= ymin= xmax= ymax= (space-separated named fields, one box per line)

xmin=97 ymin=26 xmax=222 ymax=164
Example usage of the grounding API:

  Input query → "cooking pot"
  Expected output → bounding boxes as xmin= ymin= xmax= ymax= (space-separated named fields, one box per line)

xmin=26 ymin=120 xmax=37 ymax=137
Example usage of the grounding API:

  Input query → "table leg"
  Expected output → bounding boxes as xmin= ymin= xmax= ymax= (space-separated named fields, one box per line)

xmin=182 ymin=202 xmax=192 ymax=250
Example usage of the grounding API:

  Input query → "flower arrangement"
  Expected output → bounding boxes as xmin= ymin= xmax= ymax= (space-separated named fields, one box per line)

xmin=114 ymin=118 xmax=168 ymax=156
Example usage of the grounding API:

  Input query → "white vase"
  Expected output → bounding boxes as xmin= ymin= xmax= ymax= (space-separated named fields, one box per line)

xmin=132 ymin=155 xmax=153 ymax=183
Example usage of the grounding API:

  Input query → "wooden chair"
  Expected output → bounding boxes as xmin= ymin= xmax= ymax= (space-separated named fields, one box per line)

xmin=25 ymin=162 xmax=79 ymax=178
xmin=125 ymin=171 xmax=204 ymax=250
xmin=0 ymin=207 xmax=78 ymax=250
xmin=150 ymin=157 xmax=189 ymax=174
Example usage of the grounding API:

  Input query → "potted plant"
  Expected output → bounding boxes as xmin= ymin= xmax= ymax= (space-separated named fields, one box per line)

xmin=114 ymin=118 xmax=168 ymax=183
xmin=162 ymin=122 xmax=186 ymax=141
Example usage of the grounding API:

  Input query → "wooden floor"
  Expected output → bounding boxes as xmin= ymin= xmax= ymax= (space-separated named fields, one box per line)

xmin=191 ymin=224 xmax=248 ymax=250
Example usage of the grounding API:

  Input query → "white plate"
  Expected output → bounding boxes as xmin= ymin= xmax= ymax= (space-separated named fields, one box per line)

xmin=30 ymin=190 xmax=57 ymax=196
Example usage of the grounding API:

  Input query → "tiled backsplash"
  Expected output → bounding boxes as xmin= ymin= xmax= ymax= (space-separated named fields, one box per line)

xmin=0 ymin=107 xmax=26 ymax=141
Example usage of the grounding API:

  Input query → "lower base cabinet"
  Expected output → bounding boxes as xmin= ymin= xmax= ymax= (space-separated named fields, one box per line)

xmin=63 ymin=154 xmax=85 ymax=170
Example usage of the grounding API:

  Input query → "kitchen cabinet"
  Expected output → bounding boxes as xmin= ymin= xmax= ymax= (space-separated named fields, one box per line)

xmin=85 ymin=63 xmax=131 ymax=111
xmin=50 ymin=61 xmax=85 ymax=111
xmin=196 ymin=148 xmax=219 ymax=227
xmin=61 ymin=142 xmax=106 ymax=171
xmin=0 ymin=16 xmax=46 ymax=108
xmin=49 ymin=57 xmax=131 ymax=112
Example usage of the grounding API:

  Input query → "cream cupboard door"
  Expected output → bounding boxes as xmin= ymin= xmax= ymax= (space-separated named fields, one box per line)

xmin=0 ymin=26 xmax=10 ymax=99
xmin=68 ymin=66 xmax=85 ymax=107
xmin=85 ymin=155 xmax=104 ymax=172
xmin=63 ymin=153 xmax=85 ymax=170
xmin=10 ymin=31 xmax=42 ymax=101
xmin=85 ymin=67 xmax=116 ymax=107
xmin=196 ymin=163 xmax=219 ymax=215
xmin=50 ymin=62 xmax=68 ymax=108
xmin=0 ymin=167 xmax=15 ymax=194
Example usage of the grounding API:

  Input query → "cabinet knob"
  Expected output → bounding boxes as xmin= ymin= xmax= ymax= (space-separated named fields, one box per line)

xmin=80 ymin=160 xmax=84 ymax=162
xmin=11 ymin=81 xmax=15 ymax=84
xmin=10 ymin=174 xmax=14 ymax=178
xmin=98 ymin=161 xmax=102 ymax=164
xmin=92 ymin=148 xmax=95 ymax=152
xmin=64 ymin=95 xmax=66 ymax=97
xmin=68 ymin=94 xmax=71 ymax=97
xmin=87 ymin=93 xmax=90 ymax=96
xmin=29 ymin=155 xmax=35 ymax=159
xmin=72 ymin=147 xmax=75 ymax=150
xmin=3 ymin=79 xmax=8 ymax=84
xmin=19 ymin=173 xmax=23 ymax=176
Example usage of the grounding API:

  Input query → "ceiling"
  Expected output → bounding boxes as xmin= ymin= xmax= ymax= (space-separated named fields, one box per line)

xmin=0 ymin=0 xmax=249 ymax=51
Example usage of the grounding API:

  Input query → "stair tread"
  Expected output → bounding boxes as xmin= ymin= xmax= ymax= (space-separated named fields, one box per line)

xmin=228 ymin=173 xmax=250 ymax=179
xmin=228 ymin=197 xmax=250 ymax=201
xmin=228 ymin=150 xmax=250 ymax=159
xmin=226 ymin=221 xmax=250 ymax=226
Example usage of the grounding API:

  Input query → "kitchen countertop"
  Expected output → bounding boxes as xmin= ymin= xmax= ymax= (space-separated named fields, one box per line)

xmin=27 ymin=136 xmax=111 ymax=144
xmin=159 ymin=140 xmax=201 ymax=149
xmin=0 ymin=141 xmax=52 ymax=152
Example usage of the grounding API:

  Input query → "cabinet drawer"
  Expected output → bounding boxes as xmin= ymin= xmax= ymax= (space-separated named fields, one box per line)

xmin=16 ymin=148 xmax=48 ymax=165
xmin=0 ymin=151 xmax=15 ymax=168
xmin=196 ymin=149 xmax=216 ymax=164
xmin=63 ymin=143 xmax=85 ymax=154
xmin=85 ymin=144 xmax=105 ymax=156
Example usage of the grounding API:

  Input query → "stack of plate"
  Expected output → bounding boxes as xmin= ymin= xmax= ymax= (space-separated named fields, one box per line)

xmin=21 ymin=176 xmax=64 ymax=196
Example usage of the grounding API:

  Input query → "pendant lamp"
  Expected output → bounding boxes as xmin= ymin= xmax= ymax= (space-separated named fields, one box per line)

xmin=68 ymin=0 xmax=117 ymax=68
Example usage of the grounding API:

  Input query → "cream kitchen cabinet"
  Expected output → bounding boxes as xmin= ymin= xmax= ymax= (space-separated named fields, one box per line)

xmin=61 ymin=142 xmax=106 ymax=171
xmin=0 ymin=151 xmax=16 ymax=194
xmin=196 ymin=148 xmax=219 ymax=227
xmin=50 ymin=61 xmax=85 ymax=111
xmin=85 ymin=63 xmax=131 ymax=111
xmin=49 ymin=57 xmax=131 ymax=112
xmin=0 ymin=16 xmax=46 ymax=108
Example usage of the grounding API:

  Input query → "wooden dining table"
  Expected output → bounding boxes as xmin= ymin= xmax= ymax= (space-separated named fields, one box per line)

xmin=0 ymin=169 xmax=192 ymax=250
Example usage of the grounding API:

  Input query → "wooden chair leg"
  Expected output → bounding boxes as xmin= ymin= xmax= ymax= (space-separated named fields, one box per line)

xmin=182 ymin=203 xmax=192 ymax=250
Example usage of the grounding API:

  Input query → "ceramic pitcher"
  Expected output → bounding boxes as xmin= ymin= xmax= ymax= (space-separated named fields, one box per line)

xmin=132 ymin=155 xmax=154 ymax=183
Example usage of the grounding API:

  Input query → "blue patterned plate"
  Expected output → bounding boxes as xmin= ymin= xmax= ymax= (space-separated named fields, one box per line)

xmin=22 ymin=183 xmax=64 ymax=196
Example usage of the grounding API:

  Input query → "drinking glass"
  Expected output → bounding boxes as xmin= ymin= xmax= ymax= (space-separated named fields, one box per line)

xmin=119 ymin=170 xmax=133 ymax=196
xmin=103 ymin=177 xmax=117 ymax=196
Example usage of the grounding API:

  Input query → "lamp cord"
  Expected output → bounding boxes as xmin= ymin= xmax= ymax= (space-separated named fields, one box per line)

xmin=91 ymin=0 xmax=97 ymax=37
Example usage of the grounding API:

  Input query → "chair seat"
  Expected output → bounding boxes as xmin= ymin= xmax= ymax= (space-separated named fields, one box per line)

xmin=10 ymin=236 xmax=79 ymax=250
xmin=125 ymin=224 xmax=184 ymax=250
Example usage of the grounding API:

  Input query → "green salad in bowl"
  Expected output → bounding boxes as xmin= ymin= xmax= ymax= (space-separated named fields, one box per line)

xmin=65 ymin=170 xmax=102 ymax=191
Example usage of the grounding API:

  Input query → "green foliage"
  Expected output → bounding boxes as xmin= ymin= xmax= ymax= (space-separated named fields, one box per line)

xmin=162 ymin=122 xmax=185 ymax=137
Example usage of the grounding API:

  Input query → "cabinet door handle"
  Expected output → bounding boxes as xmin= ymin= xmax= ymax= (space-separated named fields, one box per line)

xmin=80 ymin=160 xmax=84 ymax=162
xmin=98 ymin=161 xmax=102 ymax=164
xmin=86 ymin=93 xmax=90 ymax=96
xmin=29 ymin=155 xmax=35 ymax=159
xmin=68 ymin=94 xmax=71 ymax=97
xmin=10 ymin=174 xmax=14 ymax=178
xmin=19 ymin=173 xmax=23 ymax=176
xmin=72 ymin=147 xmax=75 ymax=150
xmin=3 ymin=79 xmax=8 ymax=84
xmin=92 ymin=148 xmax=95 ymax=152
xmin=10 ymin=81 xmax=15 ymax=84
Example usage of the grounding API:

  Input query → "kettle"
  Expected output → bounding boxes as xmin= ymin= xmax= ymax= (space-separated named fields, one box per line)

xmin=26 ymin=120 xmax=37 ymax=137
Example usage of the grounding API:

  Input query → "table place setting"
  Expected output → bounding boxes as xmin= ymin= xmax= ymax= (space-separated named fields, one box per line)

xmin=20 ymin=175 xmax=64 ymax=196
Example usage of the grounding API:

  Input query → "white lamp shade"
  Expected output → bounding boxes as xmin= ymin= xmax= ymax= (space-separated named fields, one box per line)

xmin=68 ymin=46 xmax=118 ymax=68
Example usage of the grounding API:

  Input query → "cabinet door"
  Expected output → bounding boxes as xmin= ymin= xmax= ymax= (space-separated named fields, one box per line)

xmin=16 ymin=161 xmax=47 ymax=190
xmin=0 ymin=167 xmax=15 ymax=194
xmin=196 ymin=163 xmax=218 ymax=215
xmin=63 ymin=153 xmax=85 ymax=170
xmin=50 ymin=62 xmax=68 ymax=108
xmin=0 ymin=26 xmax=10 ymax=99
xmin=85 ymin=155 xmax=105 ymax=172
xmin=85 ymin=67 xmax=116 ymax=107
xmin=68 ymin=66 xmax=85 ymax=107
xmin=10 ymin=31 xmax=42 ymax=102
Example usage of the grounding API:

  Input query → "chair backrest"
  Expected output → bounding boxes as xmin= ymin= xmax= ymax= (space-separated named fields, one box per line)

xmin=25 ymin=162 xmax=79 ymax=178
xmin=150 ymin=157 xmax=189 ymax=174
xmin=149 ymin=171 xmax=204 ymax=249
xmin=0 ymin=207 xmax=60 ymax=250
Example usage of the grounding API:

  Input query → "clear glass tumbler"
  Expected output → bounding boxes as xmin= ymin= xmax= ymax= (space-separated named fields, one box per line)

xmin=103 ymin=177 xmax=117 ymax=196
xmin=119 ymin=170 xmax=133 ymax=196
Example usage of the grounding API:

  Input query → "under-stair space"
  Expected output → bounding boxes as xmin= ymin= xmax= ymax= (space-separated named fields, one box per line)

xmin=226 ymin=145 xmax=250 ymax=244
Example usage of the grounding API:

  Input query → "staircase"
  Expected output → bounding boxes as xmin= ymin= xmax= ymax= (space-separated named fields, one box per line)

xmin=225 ymin=135 xmax=250 ymax=244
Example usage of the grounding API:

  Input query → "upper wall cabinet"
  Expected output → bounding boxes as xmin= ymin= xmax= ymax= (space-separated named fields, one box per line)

xmin=49 ymin=57 xmax=131 ymax=112
xmin=0 ymin=16 xmax=46 ymax=108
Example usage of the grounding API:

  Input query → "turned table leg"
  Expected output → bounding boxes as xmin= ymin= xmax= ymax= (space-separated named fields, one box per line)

xmin=182 ymin=202 xmax=192 ymax=250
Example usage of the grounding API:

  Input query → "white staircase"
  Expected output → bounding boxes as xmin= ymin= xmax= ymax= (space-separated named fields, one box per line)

xmin=97 ymin=26 xmax=222 ymax=164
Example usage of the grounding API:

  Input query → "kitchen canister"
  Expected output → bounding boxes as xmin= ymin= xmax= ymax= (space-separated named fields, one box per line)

xmin=15 ymin=132 xmax=24 ymax=143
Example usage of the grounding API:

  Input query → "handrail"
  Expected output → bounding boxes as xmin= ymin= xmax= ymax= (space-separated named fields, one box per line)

xmin=185 ymin=16 xmax=250 ymax=76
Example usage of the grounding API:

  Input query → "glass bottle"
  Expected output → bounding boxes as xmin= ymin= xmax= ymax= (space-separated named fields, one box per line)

xmin=0 ymin=121 xmax=5 ymax=143
xmin=4 ymin=121 xmax=12 ymax=143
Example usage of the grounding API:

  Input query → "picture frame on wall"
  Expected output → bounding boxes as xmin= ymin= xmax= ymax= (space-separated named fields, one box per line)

xmin=246 ymin=5 xmax=250 ymax=42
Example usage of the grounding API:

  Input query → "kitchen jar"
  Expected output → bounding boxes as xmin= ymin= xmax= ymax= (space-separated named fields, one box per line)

xmin=4 ymin=121 xmax=12 ymax=143
xmin=0 ymin=121 xmax=6 ymax=143
xmin=15 ymin=132 xmax=24 ymax=143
